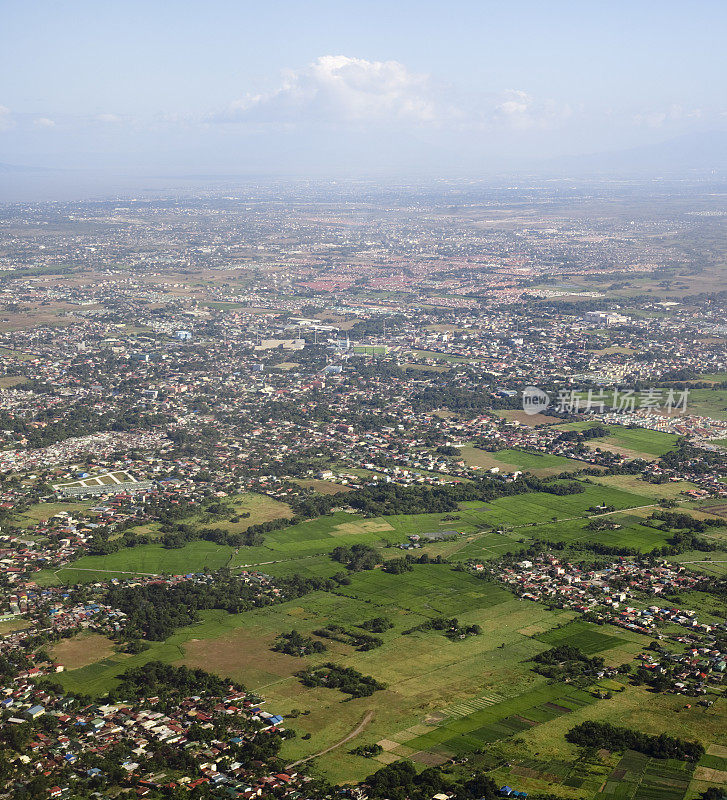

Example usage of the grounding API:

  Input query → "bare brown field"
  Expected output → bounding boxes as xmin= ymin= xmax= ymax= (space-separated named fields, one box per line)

xmin=51 ymin=633 xmax=118 ymax=670
xmin=694 ymin=767 xmax=727 ymax=784
xmin=181 ymin=628 xmax=308 ymax=688
xmin=296 ymin=479 xmax=354 ymax=495
xmin=496 ymin=410 xmax=561 ymax=426
xmin=0 ymin=618 xmax=30 ymax=636
xmin=0 ymin=376 xmax=28 ymax=388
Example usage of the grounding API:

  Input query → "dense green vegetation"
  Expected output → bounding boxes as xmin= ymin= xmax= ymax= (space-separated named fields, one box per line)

xmin=271 ymin=629 xmax=327 ymax=657
xmin=108 ymin=574 xmax=333 ymax=640
xmin=566 ymin=721 xmax=705 ymax=761
xmin=297 ymin=663 xmax=387 ymax=697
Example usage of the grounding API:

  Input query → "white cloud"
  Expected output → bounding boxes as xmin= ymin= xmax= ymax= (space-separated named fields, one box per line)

xmin=213 ymin=55 xmax=574 ymax=136
xmin=96 ymin=113 xmax=123 ymax=123
xmin=0 ymin=106 xmax=13 ymax=131
xmin=216 ymin=55 xmax=439 ymax=124
xmin=633 ymin=104 xmax=705 ymax=128
xmin=33 ymin=117 xmax=55 ymax=128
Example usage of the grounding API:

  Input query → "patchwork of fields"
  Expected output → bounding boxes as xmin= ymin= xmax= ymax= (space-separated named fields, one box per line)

xmin=39 ymin=473 xmax=727 ymax=791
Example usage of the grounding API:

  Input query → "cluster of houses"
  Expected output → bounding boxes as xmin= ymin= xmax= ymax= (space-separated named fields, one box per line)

xmin=0 ymin=676 xmax=310 ymax=799
xmin=489 ymin=554 xmax=726 ymax=695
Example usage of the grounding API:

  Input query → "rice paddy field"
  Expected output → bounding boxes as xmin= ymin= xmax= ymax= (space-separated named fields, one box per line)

xmin=36 ymin=478 xmax=727 ymax=791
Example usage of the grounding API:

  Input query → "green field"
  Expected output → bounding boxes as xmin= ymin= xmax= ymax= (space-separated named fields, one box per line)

xmin=36 ymin=481 xmax=656 ymax=583
xmin=472 ymin=482 xmax=653 ymax=528
xmin=34 ymin=539 xmax=235 ymax=585
xmin=553 ymin=422 xmax=680 ymax=457
xmin=53 ymin=563 xmax=583 ymax=782
xmin=403 ymin=684 xmax=598 ymax=757
xmin=683 ymin=387 xmax=727 ymax=421
xmin=533 ymin=620 xmax=627 ymax=654
xmin=460 ymin=446 xmax=590 ymax=476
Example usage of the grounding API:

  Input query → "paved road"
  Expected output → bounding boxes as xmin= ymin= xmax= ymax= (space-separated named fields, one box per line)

xmin=286 ymin=710 xmax=374 ymax=769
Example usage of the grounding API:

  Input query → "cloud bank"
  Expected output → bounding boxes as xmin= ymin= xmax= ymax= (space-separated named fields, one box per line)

xmin=215 ymin=55 xmax=439 ymax=125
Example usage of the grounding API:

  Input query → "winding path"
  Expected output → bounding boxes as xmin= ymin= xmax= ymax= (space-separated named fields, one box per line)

xmin=285 ymin=710 xmax=374 ymax=769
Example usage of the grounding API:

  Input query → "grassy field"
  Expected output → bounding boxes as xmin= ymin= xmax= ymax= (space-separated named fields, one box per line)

xmin=34 ymin=540 xmax=235 ymax=585
xmin=596 ymin=426 xmax=681 ymax=457
xmin=552 ymin=422 xmax=681 ymax=459
xmin=533 ymin=620 xmax=627 ymax=654
xmin=459 ymin=446 xmax=591 ymax=476
xmin=588 ymin=474 xmax=697 ymax=500
xmin=53 ymin=563 xmax=582 ymax=782
xmin=683 ymin=387 xmax=727 ymax=421
xmin=471 ymin=483 xmax=653 ymax=529
xmin=15 ymin=500 xmax=95 ymax=528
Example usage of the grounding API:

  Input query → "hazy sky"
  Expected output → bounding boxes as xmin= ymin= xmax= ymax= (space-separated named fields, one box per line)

xmin=1 ymin=0 xmax=726 ymax=177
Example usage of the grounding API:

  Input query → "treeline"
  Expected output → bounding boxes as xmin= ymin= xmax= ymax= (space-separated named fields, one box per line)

xmin=360 ymin=617 xmax=393 ymax=633
xmin=111 ymin=661 xmax=238 ymax=700
xmin=331 ymin=547 xmax=447 ymax=572
xmin=565 ymin=721 xmax=704 ymax=761
xmin=364 ymin=760 xmax=502 ymax=800
xmin=295 ymin=474 xmax=566 ymax=519
xmin=108 ymin=574 xmax=333 ymax=640
xmin=158 ymin=516 xmax=297 ymax=549
xmin=556 ymin=424 xmax=610 ymax=442
xmin=313 ymin=625 xmax=383 ymax=651
xmin=648 ymin=510 xmax=726 ymax=534
xmin=332 ymin=543 xmax=379 ymax=571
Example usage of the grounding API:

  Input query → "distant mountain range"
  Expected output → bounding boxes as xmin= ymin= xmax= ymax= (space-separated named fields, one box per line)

xmin=542 ymin=130 xmax=727 ymax=176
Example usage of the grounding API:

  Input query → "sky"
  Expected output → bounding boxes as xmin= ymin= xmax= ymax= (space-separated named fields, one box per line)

xmin=1 ymin=0 xmax=726 ymax=184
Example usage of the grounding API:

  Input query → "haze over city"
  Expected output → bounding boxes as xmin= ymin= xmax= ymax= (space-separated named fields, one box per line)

xmin=3 ymin=0 xmax=727 ymax=198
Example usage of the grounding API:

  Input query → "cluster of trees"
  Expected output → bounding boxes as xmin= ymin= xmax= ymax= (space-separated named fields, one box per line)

xmin=587 ymin=504 xmax=616 ymax=515
xmin=556 ymin=424 xmax=610 ymax=443
xmin=332 ymin=543 xmax=379 ymax=571
xmin=661 ymin=443 xmax=725 ymax=475
xmin=565 ymin=721 xmax=704 ymax=761
xmin=535 ymin=480 xmax=586 ymax=496
xmin=297 ymin=663 xmax=386 ymax=697
xmin=586 ymin=517 xmax=620 ymax=531
xmin=111 ymin=661 xmax=237 ymax=701
xmin=364 ymin=760 xmax=501 ymax=800
xmin=404 ymin=616 xmax=481 ymax=640
xmin=359 ymin=617 xmax=394 ymax=633
xmin=648 ymin=510 xmax=726 ymax=534
xmin=532 ymin=645 xmax=606 ymax=684
xmin=350 ymin=743 xmax=383 ymax=758
xmin=297 ymin=474 xmax=536 ymax=519
xmin=272 ymin=630 xmax=327 ymax=657
xmin=108 ymin=574 xmax=331 ymax=640
xmin=157 ymin=516 xmax=296 ymax=549
xmin=313 ymin=625 xmax=383 ymax=651
xmin=382 ymin=556 xmax=414 ymax=574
